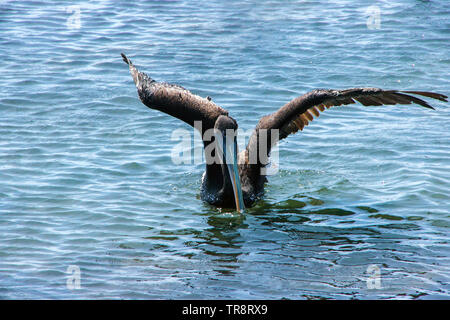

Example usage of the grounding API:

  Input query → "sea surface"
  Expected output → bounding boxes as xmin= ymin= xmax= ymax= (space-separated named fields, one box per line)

xmin=0 ymin=0 xmax=449 ymax=299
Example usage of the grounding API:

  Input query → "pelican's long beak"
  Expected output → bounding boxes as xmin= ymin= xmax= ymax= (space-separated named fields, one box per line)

xmin=216 ymin=132 xmax=245 ymax=213
xmin=225 ymin=138 xmax=245 ymax=213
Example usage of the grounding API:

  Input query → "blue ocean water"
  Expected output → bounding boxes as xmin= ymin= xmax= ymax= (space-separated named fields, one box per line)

xmin=0 ymin=0 xmax=449 ymax=299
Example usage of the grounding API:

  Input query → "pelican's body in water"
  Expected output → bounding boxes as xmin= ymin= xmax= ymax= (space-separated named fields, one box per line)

xmin=121 ymin=53 xmax=447 ymax=212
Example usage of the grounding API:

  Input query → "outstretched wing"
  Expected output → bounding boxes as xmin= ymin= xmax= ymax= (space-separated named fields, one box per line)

xmin=246 ymin=87 xmax=447 ymax=168
xmin=121 ymin=53 xmax=228 ymax=135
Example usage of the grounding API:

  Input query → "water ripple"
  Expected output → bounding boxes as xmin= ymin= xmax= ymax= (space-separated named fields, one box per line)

xmin=0 ymin=0 xmax=449 ymax=299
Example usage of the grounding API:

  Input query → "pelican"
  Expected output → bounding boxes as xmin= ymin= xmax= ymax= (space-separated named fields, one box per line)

xmin=121 ymin=53 xmax=447 ymax=212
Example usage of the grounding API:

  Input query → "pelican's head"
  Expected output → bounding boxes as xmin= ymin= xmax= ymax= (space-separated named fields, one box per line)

xmin=214 ymin=115 xmax=245 ymax=212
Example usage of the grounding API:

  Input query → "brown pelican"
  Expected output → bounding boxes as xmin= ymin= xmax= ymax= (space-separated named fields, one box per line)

xmin=121 ymin=53 xmax=447 ymax=212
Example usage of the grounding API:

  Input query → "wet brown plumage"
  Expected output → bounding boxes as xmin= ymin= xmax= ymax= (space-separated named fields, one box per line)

xmin=121 ymin=53 xmax=447 ymax=210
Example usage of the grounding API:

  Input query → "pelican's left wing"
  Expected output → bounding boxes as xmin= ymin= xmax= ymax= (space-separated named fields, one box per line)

xmin=246 ymin=87 xmax=447 ymax=169
xmin=121 ymin=53 xmax=228 ymax=134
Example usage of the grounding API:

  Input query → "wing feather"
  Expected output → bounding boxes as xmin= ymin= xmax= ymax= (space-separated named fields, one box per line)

xmin=122 ymin=53 xmax=228 ymax=134
xmin=246 ymin=87 xmax=447 ymax=169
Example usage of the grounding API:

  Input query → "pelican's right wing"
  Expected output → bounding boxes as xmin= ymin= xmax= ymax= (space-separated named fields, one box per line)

xmin=121 ymin=53 xmax=228 ymax=134
xmin=246 ymin=87 xmax=447 ymax=168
